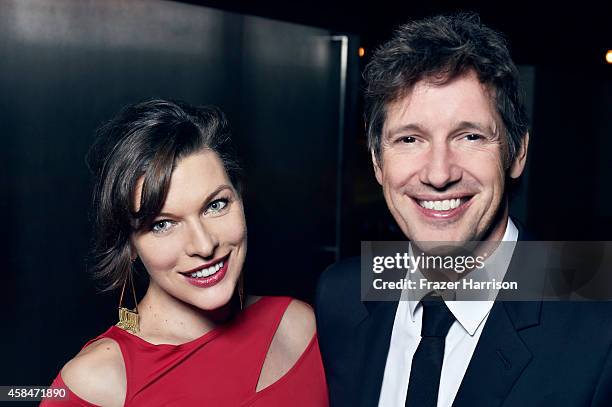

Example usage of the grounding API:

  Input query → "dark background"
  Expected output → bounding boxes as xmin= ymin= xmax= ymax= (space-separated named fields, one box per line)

xmin=195 ymin=0 xmax=612 ymax=241
xmin=1 ymin=0 xmax=610 ymax=390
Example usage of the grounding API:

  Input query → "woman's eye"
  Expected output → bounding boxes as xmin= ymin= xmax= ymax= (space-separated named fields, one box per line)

xmin=206 ymin=199 xmax=228 ymax=214
xmin=151 ymin=220 xmax=174 ymax=234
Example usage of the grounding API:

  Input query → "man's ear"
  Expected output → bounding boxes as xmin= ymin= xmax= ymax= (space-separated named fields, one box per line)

xmin=510 ymin=132 xmax=529 ymax=179
xmin=372 ymin=150 xmax=383 ymax=185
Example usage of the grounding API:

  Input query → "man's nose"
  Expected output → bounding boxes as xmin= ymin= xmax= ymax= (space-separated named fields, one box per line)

xmin=419 ymin=142 xmax=462 ymax=188
xmin=185 ymin=221 xmax=218 ymax=259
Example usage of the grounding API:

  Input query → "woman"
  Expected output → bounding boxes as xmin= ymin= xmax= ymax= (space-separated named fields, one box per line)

xmin=42 ymin=100 xmax=328 ymax=406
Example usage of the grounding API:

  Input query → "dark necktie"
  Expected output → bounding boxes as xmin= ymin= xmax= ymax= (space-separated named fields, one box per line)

xmin=405 ymin=295 xmax=456 ymax=407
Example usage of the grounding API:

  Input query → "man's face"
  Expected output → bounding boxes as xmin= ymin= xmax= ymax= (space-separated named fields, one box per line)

xmin=373 ymin=71 xmax=527 ymax=243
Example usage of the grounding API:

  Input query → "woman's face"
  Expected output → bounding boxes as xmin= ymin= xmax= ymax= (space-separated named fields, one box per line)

xmin=131 ymin=149 xmax=246 ymax=311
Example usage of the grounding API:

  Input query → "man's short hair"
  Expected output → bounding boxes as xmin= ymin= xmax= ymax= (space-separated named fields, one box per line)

xmin=364 ymin=13 xmax=529 ymax=167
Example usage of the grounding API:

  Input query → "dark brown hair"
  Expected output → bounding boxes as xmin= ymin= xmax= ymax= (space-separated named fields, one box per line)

xmin=364 ymin=13 xmax=529 ymax=166
xmin=86 ymin=99 xmax=242 ymax=290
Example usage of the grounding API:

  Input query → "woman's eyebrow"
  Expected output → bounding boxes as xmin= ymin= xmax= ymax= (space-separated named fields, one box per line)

xmin=156 ymin=184 xmax=233 ymax=219
xmin=198 ymin=184 xmax=233 ymax=211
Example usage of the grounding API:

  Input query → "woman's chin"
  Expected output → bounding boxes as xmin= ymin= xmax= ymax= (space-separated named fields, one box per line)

xmin=190 ymin=285 xmax=238 ymax=313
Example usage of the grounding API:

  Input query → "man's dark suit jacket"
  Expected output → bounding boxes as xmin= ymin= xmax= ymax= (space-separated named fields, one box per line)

xmin=316 ymin=233 xmax=612 ymax=406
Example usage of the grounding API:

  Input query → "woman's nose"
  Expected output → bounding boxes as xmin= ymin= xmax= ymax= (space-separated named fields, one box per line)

xmin=184 ymin=221 xmax=218 ymax=259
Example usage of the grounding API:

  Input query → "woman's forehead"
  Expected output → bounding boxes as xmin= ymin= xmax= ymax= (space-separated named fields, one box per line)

xmin=133 ymin=150 xmax=231 ymax=214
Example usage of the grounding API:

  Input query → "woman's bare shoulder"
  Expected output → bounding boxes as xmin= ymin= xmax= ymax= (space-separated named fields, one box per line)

xmin=60 ymin=338 xmax=126 ymax=407
xmin=256 ymin=298 xmax=317 ymax=391
xmin=274 ymin=298 xmax=316 ymax=355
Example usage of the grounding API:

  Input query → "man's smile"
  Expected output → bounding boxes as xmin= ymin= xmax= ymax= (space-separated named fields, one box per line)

xmin=411 ymin=195 xmax=475 ymax=220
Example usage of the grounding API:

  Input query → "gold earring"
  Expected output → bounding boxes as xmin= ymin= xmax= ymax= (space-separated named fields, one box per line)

xmin=116 ymin=263 xmax=139 ymax=334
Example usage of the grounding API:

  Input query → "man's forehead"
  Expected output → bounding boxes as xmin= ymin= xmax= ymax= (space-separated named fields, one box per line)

xmin=382 ymin=73 xmax=500 ymax=137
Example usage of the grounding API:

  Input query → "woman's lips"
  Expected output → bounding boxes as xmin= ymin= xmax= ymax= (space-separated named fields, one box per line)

xmin=181 ymin=254 xmax=229 ymax=288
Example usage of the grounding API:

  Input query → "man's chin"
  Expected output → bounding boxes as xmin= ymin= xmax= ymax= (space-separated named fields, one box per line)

xmin=408 ymin=232 xmax=481 ymax=260
xmin=407 ymin=227 xmax=476 ymax=245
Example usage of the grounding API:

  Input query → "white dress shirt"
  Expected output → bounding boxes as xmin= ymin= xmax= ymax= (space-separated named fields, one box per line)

xmin=377 ymin=219 xmax=519 ymax=407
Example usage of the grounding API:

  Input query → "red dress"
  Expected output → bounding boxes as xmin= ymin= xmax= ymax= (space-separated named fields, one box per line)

xmin=42 ymin=296 xmax=329 ymax=406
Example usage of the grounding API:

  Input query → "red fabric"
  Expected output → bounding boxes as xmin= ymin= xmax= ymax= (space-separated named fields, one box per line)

xmin=42 ymin=296 xmax=329 ymax=406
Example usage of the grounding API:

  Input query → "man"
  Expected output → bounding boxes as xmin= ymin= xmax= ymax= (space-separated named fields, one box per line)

xmin=316 ymin=13 xmax=612 ymax=407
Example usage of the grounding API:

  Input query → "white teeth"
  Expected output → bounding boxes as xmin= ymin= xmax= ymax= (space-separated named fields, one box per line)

xmin=419 ymin=198 xmax=463 ymax=211
xmin=187 ymin=259 xmax=226 ymax=278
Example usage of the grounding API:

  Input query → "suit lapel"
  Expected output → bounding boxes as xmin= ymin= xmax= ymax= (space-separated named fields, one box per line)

xmin=357 ymin=300 xmax=399 ymax=407
xmin=454 ymin=224 xmax=542 ymax=406
xmin=453 ymin=301 xmax=541 ymax=406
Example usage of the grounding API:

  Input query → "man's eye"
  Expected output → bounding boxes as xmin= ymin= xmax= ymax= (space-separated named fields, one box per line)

xmin=465 ymin=133 xmax=483 ymax=141
xmin=151 ymin=220 xmax=174 ymax=233
xmin=399 ymin=136 xmax=416 ymax=143
xmin=206 ymin=199 xmax=228 ymax=214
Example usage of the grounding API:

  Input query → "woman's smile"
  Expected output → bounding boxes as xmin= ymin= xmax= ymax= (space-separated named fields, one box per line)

xmin=180 ymin=252 xmax=231 ymax=287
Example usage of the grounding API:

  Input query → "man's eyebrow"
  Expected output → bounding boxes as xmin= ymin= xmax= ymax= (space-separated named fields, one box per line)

xmin=385 ymin=123 xmax=427 ymax=137
xmin=452 ymin=121 xmax=493 ymax=134
xmin=385 ymin=121 xmax=495 ymax=138
xmin=156 ymin=184 xmax=233 ymax=218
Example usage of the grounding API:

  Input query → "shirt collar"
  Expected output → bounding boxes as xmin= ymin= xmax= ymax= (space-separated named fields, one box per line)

xmin=406 ymin=218 xmax=519 ymax=336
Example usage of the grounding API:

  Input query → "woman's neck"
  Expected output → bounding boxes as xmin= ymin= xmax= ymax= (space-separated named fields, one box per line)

xmin=134 ymin=281 xmax=234 ymax=345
